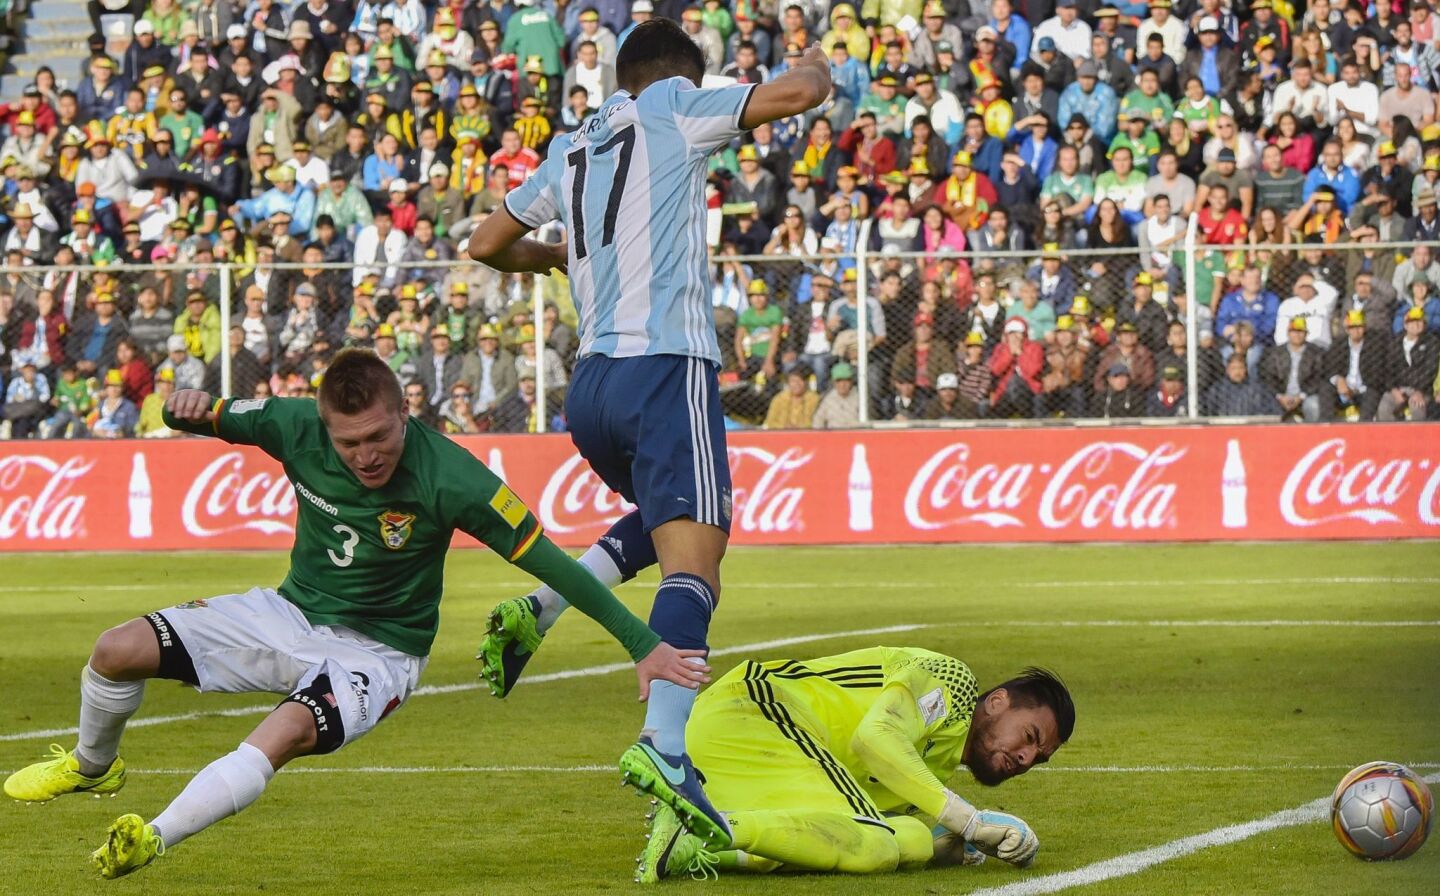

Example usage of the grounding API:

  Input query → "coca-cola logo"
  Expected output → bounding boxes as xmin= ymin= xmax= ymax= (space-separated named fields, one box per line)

xmin=1279 ymin=438 xmax=1440 ymax=527
xmin=729 ymin=446 xmax=811 ymax=533
xmin=536 ymin=446 xmax=813 ymax=535
xmin=538 ymin=453 xmax=636 ymax=534
xmin=0 ymin=455 xmax=92 ymax=540
xmin=182 ymin=452 xmax=297 ymax=537
xmin=905 ymin=441 xmax=1184 ymax=531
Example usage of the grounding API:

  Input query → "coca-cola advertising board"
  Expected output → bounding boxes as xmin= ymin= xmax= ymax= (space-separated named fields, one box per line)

xmin=1 ymin=424 xmax=1437 ymax=551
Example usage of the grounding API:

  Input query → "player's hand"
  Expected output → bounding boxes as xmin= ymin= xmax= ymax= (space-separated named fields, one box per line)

xmin=931 ymin=829 xmax=987 ymax=867
xmin=965 ymin=809 xmax=1039 ymax=867
xmin=633 ymin=642 xmax=710 ymax=702
xmin=166 ymin=388 xmax=216 ymax=424
xmin=534 ymin=240 xmax=568 ymax=277
xmin=938 ymin=790 xmax=1039 ymax=868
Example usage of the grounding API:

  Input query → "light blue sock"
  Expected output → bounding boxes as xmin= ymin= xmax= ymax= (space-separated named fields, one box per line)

xmin=643 ymin=674 xmax=703 ymax=756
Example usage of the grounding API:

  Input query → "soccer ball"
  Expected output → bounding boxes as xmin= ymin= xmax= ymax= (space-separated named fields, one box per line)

xmin=1331 ymin=761 xmax=1433 ymax=860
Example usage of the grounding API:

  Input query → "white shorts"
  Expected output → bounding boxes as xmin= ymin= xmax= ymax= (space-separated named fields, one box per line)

xmin=148 ymin=588 xmax=426 ymax=752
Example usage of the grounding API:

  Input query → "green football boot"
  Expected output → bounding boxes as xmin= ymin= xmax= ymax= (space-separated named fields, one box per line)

xmin=91 ymin=814 xmax=164 ymax=879
xmin=4 ymin=744 xmax=127 ymax=803
xmin=619 ymin=736 xmax=732 ymax=848
xmin=477 ymin=597 xmax=545 ymax=698
xmin=636 ymin=802 xmax=720 ymax=883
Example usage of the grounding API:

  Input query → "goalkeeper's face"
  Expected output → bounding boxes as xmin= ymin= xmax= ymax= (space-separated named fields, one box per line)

xmin=324 ymin=401 xmax=409 ymax=489
xmin=964 ymin=690 xmax=1061 ymax=787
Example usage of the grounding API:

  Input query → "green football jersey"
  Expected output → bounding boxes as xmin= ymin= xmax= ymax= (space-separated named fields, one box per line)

xmin=173 ymin=397 xmax=543 ymax=656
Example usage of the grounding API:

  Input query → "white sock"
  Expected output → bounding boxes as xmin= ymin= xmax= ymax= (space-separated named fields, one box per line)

xmin=76 ymin=664 xmax=145 ymax=776
xmin=533 ymin=543 xmax=624 ymax=632
xmin=150 ymin=743 xmax=275 ymax=848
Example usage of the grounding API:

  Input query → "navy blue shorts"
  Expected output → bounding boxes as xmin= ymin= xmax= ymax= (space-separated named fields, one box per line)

xmin=566 ymin=354 xmax=732 ymax=534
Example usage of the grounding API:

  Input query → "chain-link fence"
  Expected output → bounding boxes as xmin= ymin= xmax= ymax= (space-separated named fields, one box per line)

xmin=669 ymin=234 xmax=1440 ymax=429
xmin=1 ymin=236 xmax=1438 ymax=440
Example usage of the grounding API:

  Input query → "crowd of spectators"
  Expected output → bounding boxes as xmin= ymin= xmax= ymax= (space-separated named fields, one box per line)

xmin=2 ymin=0 xmax=1440 ymax=437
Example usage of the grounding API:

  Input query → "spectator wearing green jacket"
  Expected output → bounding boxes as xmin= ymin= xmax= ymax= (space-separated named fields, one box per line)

xmin=503 ymin=1 xmax=567 ymax=78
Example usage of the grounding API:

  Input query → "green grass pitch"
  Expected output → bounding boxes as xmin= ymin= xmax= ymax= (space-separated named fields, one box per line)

xmin=1 ymin=543 xmax=1437 ymax=895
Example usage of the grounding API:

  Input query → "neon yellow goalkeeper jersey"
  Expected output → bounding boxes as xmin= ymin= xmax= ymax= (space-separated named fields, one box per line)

xmin=743 ymin=646 xmax=980 ymax=817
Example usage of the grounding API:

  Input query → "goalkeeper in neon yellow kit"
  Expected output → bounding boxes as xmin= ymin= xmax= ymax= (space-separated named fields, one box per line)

xmin=636 ymin=648 xmax=1074 ymax=882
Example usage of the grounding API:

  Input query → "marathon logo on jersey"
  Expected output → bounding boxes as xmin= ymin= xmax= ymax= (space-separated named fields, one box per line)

xmin=378 ymin=510 xmax=416 ymax=549
xmin=489 ymin=485 xmax=529 ymax=529
xmin=294 ymin=480 xmax=339 ymax=517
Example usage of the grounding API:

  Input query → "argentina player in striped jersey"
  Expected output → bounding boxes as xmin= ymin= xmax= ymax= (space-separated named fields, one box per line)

xmin=467 ymin=19 xmax=831 ymax=848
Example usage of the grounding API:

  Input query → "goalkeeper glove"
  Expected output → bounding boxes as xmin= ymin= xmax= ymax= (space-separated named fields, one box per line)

xmin=931 ymin=825 xmax=986 ymax=867
xmin=937 ymin=790 xmax=1039 ymax=867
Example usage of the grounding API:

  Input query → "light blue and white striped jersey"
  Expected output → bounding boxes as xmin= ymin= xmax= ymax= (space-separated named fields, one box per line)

xmin=504 ymin=77 xmax=755 ymax=365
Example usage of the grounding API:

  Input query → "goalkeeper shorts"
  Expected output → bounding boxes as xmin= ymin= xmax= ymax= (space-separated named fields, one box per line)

xmin=688 ymin=662 xmax=884 ymax=820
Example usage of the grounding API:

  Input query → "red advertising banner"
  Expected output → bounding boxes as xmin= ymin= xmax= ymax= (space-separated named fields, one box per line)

xmin=2 ymin=424 xmax=1438 ymax=552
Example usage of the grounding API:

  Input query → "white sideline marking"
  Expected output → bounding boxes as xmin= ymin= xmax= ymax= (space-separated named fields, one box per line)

xmin=0 ymin=624 xmax=927 ymax=743
xmin=3 ymin=619 xmax=1436 ymax=743
xmin=970 ymin=620 xmax=1440 ymax=628
xmin=726 ymin=577 xmax=1440 ymax=590
xmin=962 ymin=773 xmax=1440 ymax=896
xmin=10 ymin=575 xmax=1440 ymax=594
xmin=20 ymin=762 xmax=1430 ymax=777
xmin=1033 ymin=763 xmax=1440 ymax=773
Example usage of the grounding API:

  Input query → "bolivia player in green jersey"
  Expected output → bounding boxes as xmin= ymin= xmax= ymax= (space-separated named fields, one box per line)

xmin=3 ymin=349 xmax=709 ymax=880
xmin=636 ymin=650 xmax=1074 ymax=883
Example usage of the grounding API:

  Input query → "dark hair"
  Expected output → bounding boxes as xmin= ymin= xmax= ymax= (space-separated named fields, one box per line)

xmin=1393 ymin=114 xmax=1417 ymax=147
xmin=984 ymin=667 xmax=1075 ymax=743
xmin=318 ymin=348 xmax=403 ymax=416
xmin=616 ymin=18 xmax=705 ymax=93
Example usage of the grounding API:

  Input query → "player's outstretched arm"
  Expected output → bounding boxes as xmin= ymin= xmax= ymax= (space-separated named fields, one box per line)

xmin=740 ymin=45 xmax=832 ymax=129
xmin=852 ymin=684 xmax=1039 ymax=868
xmin=466 ymin=208 xmax=568 ymax=276
xmin=512 ymin=536 xmax=711 ymax=700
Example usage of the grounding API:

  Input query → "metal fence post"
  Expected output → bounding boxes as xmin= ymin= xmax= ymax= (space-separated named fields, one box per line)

xmin=855 ymin=218 xmax=872 ymax=424
xmin=218 ymin=262 xmax=232 ymax=399
xmin=532 ymin=273 xmax=547 ymax=433
xmin=1183 ymin=214 xmax=1199 ymax=420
